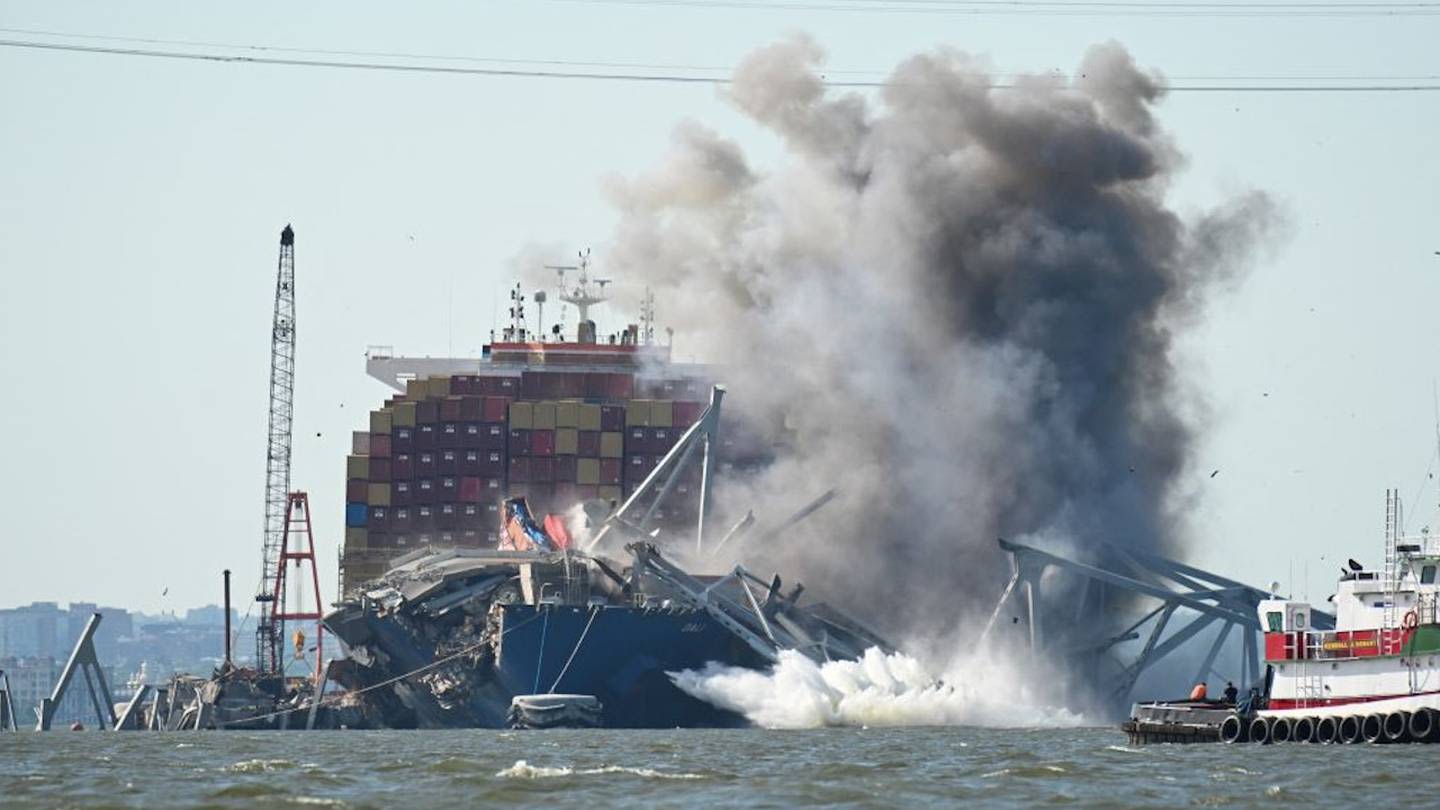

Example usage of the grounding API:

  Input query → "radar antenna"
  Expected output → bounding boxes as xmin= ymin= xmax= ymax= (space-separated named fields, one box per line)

xmin=639 ymin=287 xmax=657 ymax=346
xmin=547 ymin=248 xmax=610 ymax=330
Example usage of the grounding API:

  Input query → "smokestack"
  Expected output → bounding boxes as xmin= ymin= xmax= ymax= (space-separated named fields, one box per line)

xmin=223 ymin=569 xmax=233 ymax=666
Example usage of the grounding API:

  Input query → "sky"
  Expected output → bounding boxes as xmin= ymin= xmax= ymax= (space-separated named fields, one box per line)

xmin=0 ymin=0 xmax=1437 ymax=619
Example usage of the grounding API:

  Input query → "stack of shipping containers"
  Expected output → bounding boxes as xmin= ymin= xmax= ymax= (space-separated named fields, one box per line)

xmin=340 ymin=371 xmax=715 ymax=594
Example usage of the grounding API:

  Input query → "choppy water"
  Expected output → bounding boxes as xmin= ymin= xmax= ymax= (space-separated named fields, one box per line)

xmin=4 ymin=727 xmax=1438 ymax=808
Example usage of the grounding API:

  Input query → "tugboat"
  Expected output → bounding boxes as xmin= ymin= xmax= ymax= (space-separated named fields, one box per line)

xmin=1129 ymin=487 xmax=1440 ymax=744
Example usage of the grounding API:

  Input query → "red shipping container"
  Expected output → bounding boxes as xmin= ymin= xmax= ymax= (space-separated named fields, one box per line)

xmin=370 ymin=433 xmax=393 ymax=458
xmin=606 ymin=373 xmax=635 ymax=400
xmin=509 ymin=429 xmax=531 ymax=457
xmin=672 ymin=401 xmax=704 ymax=428
xmin=532 ymin=457 xmax=555 ymax=483
xmin=482 ymin=396 xmax=509 ymax=422
xmin=559 ymin=372 xmax=586 ymax=398
xmin=600 ymin=405 xmax=625 ymax=432
xmin=577 ymin=430 xmax=600 ymax=456
xmin=417 ymin=424 xmax=437 ymax=449
xmin=584 ymin=373 xmax=609 ymax=398
xmin=509 ymin=456 xmax=532 ymax=483
xmin=417 ymin=452 xmax=438 ymax=477
xmin=520 ymin=371 xmax=545 ymax=398
xmin=370 ymin=458 xmax=393 ymax=482
xmin=440 ymin=396 xmax=463 ymax=421
xmin=346 ymin=478 xmax=368 ymax=502
xmin=417 ymin=400 xmax=439 ymax=424
xmin=531 ymin=429 xmax=556 ymax=457
xmin=554 ymin=455 xmax=577 ymax=483
xmin=393 ymin=453 xmax=415 ymax=479
xmin=392 ymin=426 xmax=414 ymax=451
xmin=460 ymin=476 xmax=483 ymax=502
xmin=600 ymin=458 xmax=622 ymax=485
xmin=460 ymin=396 xmax=483 ymax=420
xmin=439 ymin=449 xmax=459 ymax=474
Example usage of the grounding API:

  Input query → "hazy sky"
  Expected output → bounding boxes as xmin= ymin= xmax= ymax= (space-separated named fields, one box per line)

xmin=1 ymin=1 xmax=1437 ymax=619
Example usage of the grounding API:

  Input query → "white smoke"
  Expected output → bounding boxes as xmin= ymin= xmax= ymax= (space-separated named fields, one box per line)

xmin=669 ymin=646 xmax=1089 ymax=729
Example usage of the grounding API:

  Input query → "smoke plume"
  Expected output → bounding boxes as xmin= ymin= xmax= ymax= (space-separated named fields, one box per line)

xmin=602 ymin=38 xmax=1277 ymax=649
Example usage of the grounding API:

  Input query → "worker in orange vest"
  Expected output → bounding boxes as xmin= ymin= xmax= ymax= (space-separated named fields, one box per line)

xmin=1188 ymin=682 xmax=1208 ymax=701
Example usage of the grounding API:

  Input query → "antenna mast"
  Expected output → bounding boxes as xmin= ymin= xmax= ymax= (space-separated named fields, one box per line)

xmin=639 ymin=287 xmax=656 ymax=345
xmin=549 ymin=249 xmax=610 ymax=332
xmin=256 ymin=224 xmax=296 ymax=676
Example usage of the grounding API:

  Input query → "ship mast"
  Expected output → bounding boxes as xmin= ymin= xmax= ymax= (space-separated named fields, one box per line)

xmin=548 ymin=249 xmax=610 ymax=339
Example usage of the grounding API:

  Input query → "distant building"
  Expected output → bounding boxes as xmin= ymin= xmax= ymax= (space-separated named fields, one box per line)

xmin=0 ymin=656 xmax=123 ymax=728
xmin=0 ymin=602 xmax=133 ymax=662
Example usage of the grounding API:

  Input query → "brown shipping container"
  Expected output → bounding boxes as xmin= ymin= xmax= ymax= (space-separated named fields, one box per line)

xmin=417 ymin=400 xmax=439 ymax=424
xmin=347 ymin=455 xmax=370 ymax=480
xmin=600 ymin=431 xmax=623 ymax=458
xmin=369 ymin=457 xmax=393 ymax=482
xmin=650 ymin=400 xmax=674 ymax=428
xmin=482 ymin=396 xmax=509 ymax=422
xmin=494 ymin=376 xmax=519 ymax=396
xmin=393 ymin=452 xmax=415 ymax=479
xmin=626 ymin=400 xmax=652 ymax=427
xmin=584 ymin=373 xmax=609 ymax=399
xmin=532 ymin=457 xmax=555 ymax=483
xmin=460 ymin=477 xmax=482 ymax=502
xmin=426 ymin=375 xmax=451 ymax=398
xmin=555 ymin=428 xmax=579 ymax=455
xmin=510 ymin=456 xmax=532 ymax=483
xmin=556 ymin=401 xmax=580 ymax=428
xmin=440 ymin=396 xmax=463 ymax=421
xmin=371 ymin=409 xmax=395 ymax=434
xmin=352 ymin=431 xmax=371 ymax=456
xmin=554 ymin=455 xmax=577 ymax=482
xmin=673 ymin=401 xmax=704 ymax=428
xmin=577 ymin=430 xmax=600 ymax=456
xmin=460 ymin=396 xmax=483 ymax=420
xmin=577 ymin=458 xmax=601 ymax=486
xmin=367 ymin=433 xmax=391 ymax=459
xmin=531 ymin=429 xmax=555 ymax=457
xmin=368 ymin=483 xmax=392 ymax=506
xmin=406 ymin=378 xmax=427 ymax=400
xmin=392 ymin=402 xmax=417 ymax=428
xmin=607 ymin=373 xmax=635 ymax=400
xmin=510 ymin=401 xmax=534 ymax=430
xmin=346 ymin=478 xmax=368 ymax=502
xmin=345 ymin=527 xmax=369 ymax=550
xmin=600 ymin=458 xmax=622 ymax=485
xmin=533 ymin=402 xmax=557 ymax=430
xmin=578 ymin=403 xmax=602 ymax=431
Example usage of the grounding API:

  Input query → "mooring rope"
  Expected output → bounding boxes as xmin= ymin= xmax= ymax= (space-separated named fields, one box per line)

xmin=548 ymin=605 xmax=601 ymax=694
xmin=531 ymin=608 xmax=551 ymax=694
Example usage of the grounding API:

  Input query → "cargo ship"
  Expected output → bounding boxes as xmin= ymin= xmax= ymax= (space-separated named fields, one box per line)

xmin=1126 ymin=487 xmax=1440 ymax=744
xmin=326 ymin=256 xmax=887 ymax=728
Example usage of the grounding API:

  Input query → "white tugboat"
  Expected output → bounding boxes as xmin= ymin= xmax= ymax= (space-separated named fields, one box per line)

xmin=1126 ymin=487 xmax=1440 ymax=744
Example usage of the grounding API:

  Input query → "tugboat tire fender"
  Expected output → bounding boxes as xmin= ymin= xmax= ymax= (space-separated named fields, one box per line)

xmin=1408 ymin=707 xmax=1436 ymax=741
xmin=1248 ymin=716 xmax=1272 ymax=745
xmin=1383 ymin=711 xmax=1410 ymax=743
xmin=1219 ymin=713 xmax=1247 ymax=744
xmin=1361 ymin=713 xmax=1386 ymax=744
xmin=1292 ymin=716 xmax=1317 ymax=743
xmin=1339 ymin=715 xmax=1364 ymax=744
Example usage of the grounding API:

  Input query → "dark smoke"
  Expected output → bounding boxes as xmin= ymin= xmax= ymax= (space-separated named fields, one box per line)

xmin=601 ymin=37 xmax=1278 ymax=648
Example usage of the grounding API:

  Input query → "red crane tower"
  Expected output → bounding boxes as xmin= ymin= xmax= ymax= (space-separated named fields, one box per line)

xmin=255 ymin=224 xmax=324 ymax=682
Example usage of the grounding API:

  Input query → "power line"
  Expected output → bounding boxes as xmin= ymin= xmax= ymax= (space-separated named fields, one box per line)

xmin=550 ymin=0 xmax=1440 ymax=15
xmin=4 ymin=38 xmax=1439 ymax=92
xmin=3 ymin=27 xmax=1435 ymax=83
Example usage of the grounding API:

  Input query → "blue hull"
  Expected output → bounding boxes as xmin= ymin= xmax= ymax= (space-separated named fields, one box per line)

xmin=494 ymin=604 xmax=764 ymax=728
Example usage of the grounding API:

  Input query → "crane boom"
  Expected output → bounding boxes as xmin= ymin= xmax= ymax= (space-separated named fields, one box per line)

xmin=256 ymin=224 xmax=296 ymax=675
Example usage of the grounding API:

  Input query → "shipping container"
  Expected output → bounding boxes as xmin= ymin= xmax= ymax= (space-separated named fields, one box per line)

xmin=533 ymin=401 xmax=557 ymax=430
xmin=393 ymin=452 xmax=416 ymax=478
xmin=392 ymin=507 xmax=412 ymax=530
xmin=510 ymin=401 xmax=534 ymax=430
xmin=626 ymin=454 xmax=654 ymax=482
xmin=598 ymin=485 xmax=623 ymax=503
xmin=346 ymin=527 xmax=368 ymax=550
xmin=600 ymin=405 xmax=625 ymax=432
xmin=352 ymin=431 xmax=371 ymax=456
xmin=509 ymin=428 xmax=531 ymax=457
xmin=555 ymin=428 xmax=579 ymax=455
xmin=418 ymin=451 xmax=437 ymax=477
xmin=576 ymin=484 xmax=600 ymax=501
xmin=627 ymin=426 xmax=650 ymax=454
xmin=416 ymin=505 xmax=436 ymax=530
xmin=531 ymin=429 xmax=556 ymax=457
xmin=510 ymin=456 xmax=532 ymax=483
xmin=483 ymin=450 xmax=505 ymax=477
xmin=417 ymin=400 xmax=439 ymax=424
xmin=461 ymin=450 xmax=480 ymax=475
xmin=577 ymin=458 xmax=601 ymax=486
xmin=483 ymin=422 xmax=507 ymax=449
xmin=626 ymin=400 xmax=652 ymax=427
xmin=460 ymin=476 xmax=483 ymax=502
xmin=556 ymin=401 xmax=580 ymax=428
xmin=440 ymin=422 xmax=460 ymax=449
xmin=346 ymin=478 xmax=368 ymax=502
xmin=673 ymin=401 xmax=704 ymax=428
xmin=461 ymin=422 xmax=483 ymax=449
xmin=369 ymin=432 xmax=393 ymax=459
xmin=426 ymin=375 xmax=451 ymax=398
xmin=532 ymin=457 xmax=555 ymax=483
xmin=460 ymin=396 xmax=483 ymax=420
xmin=440 ymin=396 xmax=463 ymax=421
xmin=368 ymin=506 xmax=390 ymax=530
xmin=370 ymin=457 xmax=393 ymax=482
xmin=650 ymin=400 xmax=674 ymax=428
xmin=371 ymin=409 xmax=395 ymax=434
xmin=577 ymin=430 xmax=600 ymax=456
xmin=368 ymin=483 xmax=392 ymax=507
xmin=393 ymin=426 xmax=414 ymax=451
xmin=416 ymin=478 xmax=436 ymax=504
xmin=451 ymin=375 xmax=477 ymax=396
xmin=406 ymin=378 xmax=427 ymax=400
xmin=482 ymin=396 xmax=509 ymax=422
xmin=417 ymin=424 xmax=437 ymax=449
xmin=600 ymin=431 xmax=624 ymax=458
xmin=600 ymin=458 xmax=622 ymax=485
xmin=650 ymin=427 xmax=674 ymax=453
xmin=391 ymin=402 xmax=416 ymax=428
xmin=440 ymin=476 xmax=458 ymax=498
xmin=494 ymin=376 xmax=519 ymax=396
xmin=578 ymin=403 xmax=603 ymax=431
xmin=439 ymin=503 xmax=458 ymax=530
xmin=392 ymin=480 xmax=413 ymax=507
xmin=346 ymin=502 xmax=369 ymax=528
xmin=554 ymin=455 xmax=577 ymax=482
xmin=439 ymin=449 xmax=459 ymax=474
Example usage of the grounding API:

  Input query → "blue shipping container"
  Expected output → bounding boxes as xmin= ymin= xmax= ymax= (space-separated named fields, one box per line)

xmin=346 ymin=502 xmax=369 ymax=528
